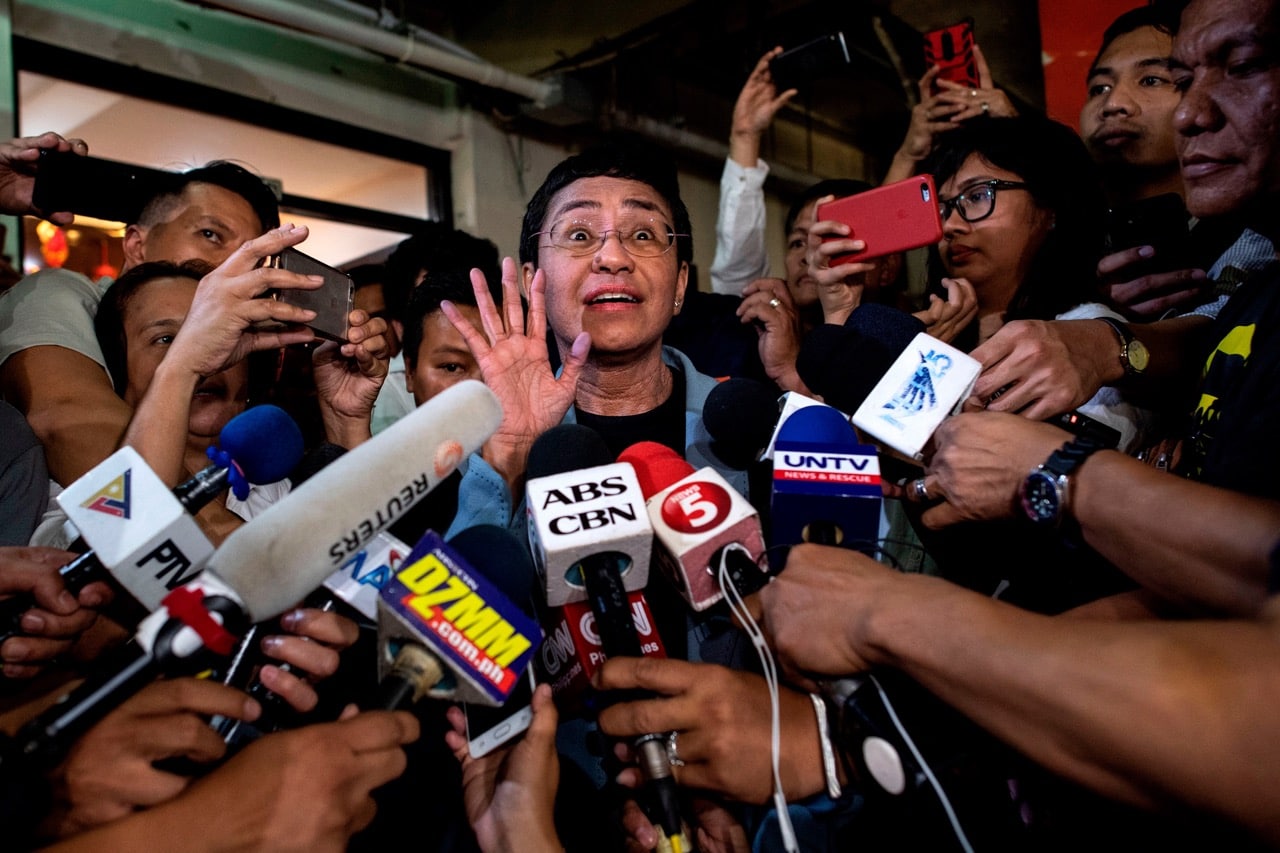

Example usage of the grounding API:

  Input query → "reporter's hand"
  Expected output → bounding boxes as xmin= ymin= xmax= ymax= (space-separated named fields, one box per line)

xmin=313 ymin=307 xmax=389 ymax=448
xmin=913 ymin=411 xmax=1073 ymax=529
xmin=737 ymin=278 xmax=808 ymax=393
xmin=913 ymin=277 xmax=978 ymax=344
xmin=0 ymin=546 xmax=112 ymax=678
xmin=44 ymin=677 xmax=262 ymax=837
xmin=257 ymin=606 xmax=361 ymax=714
xmin=1098 ymin=245 xmax=1210 ymax=320
xmin=444 ymin=684 xmax=562 ymax=853
xmin=167 ymin=224 xmax=320 ymax=378
xmin=0 ymin=132 xmax=88 ymax=223
xmin=596 ymin=658 xmax=824 ymax=804
xmin=173 ymin=706 xmax=418 ymax=853
xmin=964 ymin=319 xmax=1121 ymax=419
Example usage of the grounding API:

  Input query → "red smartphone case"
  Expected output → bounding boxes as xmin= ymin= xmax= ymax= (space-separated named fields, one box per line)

xmin=923 ymin=19 xmax=978 ymax=91
xmin=815 ymin=176 xmax=944 ymax=265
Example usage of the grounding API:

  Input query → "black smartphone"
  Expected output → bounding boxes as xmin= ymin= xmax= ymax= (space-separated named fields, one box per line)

xmin=260 ymin=247 xmax=354 ymax=342
xmin=1104 ymin=193 xmax=1193 ymax=275
xmin=1051 ymin=409 xmax=1122 ymax=449
xmin=31 ymin=150 xmax=169 ymax=223
xmin=769 ymin=33 xmax=851 ymax=92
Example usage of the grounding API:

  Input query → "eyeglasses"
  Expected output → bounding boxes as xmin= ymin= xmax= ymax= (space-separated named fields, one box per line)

xmin=938 ymin=180 xmax=1030 ymax=223
xmin=534 ymin=217 xmax=687 ymax=258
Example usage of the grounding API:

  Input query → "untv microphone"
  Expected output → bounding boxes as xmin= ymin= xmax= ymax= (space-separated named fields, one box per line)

xmin=374 ymin=526 xmax=542 ymax=709
xmin=771 ymin=404 xmax=883 ymax=555
xmin=7 ymin=380 xmax=502 ymax=769
xmin=525 ymin=424 xmax=651 ymax=608
xmin=1 ymin=405 xmax=303 ymax=631
xmin=619 ymin=441 xmax=767 ymax=611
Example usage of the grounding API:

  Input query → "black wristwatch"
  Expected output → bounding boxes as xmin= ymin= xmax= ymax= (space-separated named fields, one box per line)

xmin=1096 ymin=316 xmax=1150 ymax=378
xmin=1019 ymin=436 xmax=1104 ymax=526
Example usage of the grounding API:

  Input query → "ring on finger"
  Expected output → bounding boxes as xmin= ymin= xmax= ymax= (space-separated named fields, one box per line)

xmin=912 ymin=478 xmax=930 ymax=501
xmin=969 ymin=88 xmax=978 ymax=98
xmin=981 ymin=101 xmax=990 ymax=113
xmin=666 ymin=731 xmax=685 ymax=767
xmin=769 ymin=297 xmax=782 ymax=309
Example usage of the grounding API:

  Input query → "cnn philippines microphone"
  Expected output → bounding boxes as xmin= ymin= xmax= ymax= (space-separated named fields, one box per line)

xmin=524 ymin=424 xmax=652 ymax=610
xmin=771 ymin=404 xmax=883 ymax=559
xmin=5 ymin=380 xmax=502 ymax=770
xmin=0 ymin=405 xmax=304 ymax=644
xmin=618 ymin=441 xmax=767 ymax=611
xmin=536 ymin=590 xmax=667 ymax=714
xmin=373 ymin=525 xmax=542 ymax=710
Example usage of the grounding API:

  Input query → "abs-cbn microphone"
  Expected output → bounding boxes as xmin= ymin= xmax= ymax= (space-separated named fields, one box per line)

xmin=525 ymin=424 xmax=651 ymax=609
xmin=525 ymin=428 xmax=691 ymax=852
xmin=618 ymin=441 xmax=767 ymax=611
xmin=771 ymin=405 xmax=882 ymax=562
xmin=5 ymin=380 xmax=502 ymax=771
xmin=373 ymin=526 xmax=541 ymax=710
xmin=0 ymin=405 xmax=304 ymax=645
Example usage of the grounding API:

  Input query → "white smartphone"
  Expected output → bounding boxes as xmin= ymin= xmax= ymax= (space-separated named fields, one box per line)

xmin=464 ymin=668 xmax=536 ymax=758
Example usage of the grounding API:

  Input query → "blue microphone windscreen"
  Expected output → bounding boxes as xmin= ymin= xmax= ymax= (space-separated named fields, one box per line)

xmin=776 ymin=404 xmax=857 ymax=445
xmin=218 ymin=404 xmax=305 ymax=484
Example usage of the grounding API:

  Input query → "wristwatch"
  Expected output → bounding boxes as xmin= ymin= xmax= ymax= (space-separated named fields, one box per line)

xmin=1019 ymin=436 xmax=1104 ymax=525
xmin=1096 ymin=316 xmax=1150 ymax=378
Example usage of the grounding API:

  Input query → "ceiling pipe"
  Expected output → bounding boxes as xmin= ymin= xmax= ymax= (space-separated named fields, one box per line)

xmin=190 ymin=0 xmax=559 ymax=106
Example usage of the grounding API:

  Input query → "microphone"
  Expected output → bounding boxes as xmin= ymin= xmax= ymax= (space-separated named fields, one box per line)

xmin=702 ymin=377 xmax=781 ymax=469
xmin=373 ymin=525 xmax=542 ymax=710
xmin=7 ymin=380 xmax=502 ymax=769
xmin=770 ymin=404 xmax=883 ymax=558
xmin=0 ymin=406 xmax=304 ymax=644
xmin=619 ymin=441 xmax=767 ymax=611
xmin=536 ymin=590 xmax=667 ymax=715
xmin=524 ymin=424 xmax=652 ymax=608
xmin=526 ymin=429 xmax=692 ymax=852
xmin=796 ymin=304 xmax=923 ymax=414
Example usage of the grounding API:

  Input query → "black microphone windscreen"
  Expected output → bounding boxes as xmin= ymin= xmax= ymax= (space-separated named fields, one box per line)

xmin=797 ymin=306 xmax=923 ymax=414
xmin=703 ymin=378 xmax=778 ymax=466
xmin=446 ymin=525 xmax=538 ymax=613
xmin=526 ymin=423 xmax=613 ymax=480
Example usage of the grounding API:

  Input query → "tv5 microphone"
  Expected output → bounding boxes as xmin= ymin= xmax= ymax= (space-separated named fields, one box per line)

xmin=771 ymin=404 xmax=883 ymax=559
xmin=524 ymin=424 xmax=652 ymax=609
xmin=373 ymin=526 xmax=542 ymax=710
xmin=619 ymin=441 xmax=767 ymax=611
xmin=7 ymin=380 xmax=502 ymax=769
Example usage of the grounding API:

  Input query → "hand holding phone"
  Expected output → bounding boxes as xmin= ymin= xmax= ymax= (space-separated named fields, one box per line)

xmin=815 ymin=176 xmax=944 ymax=265
xmin=260 ymin=247 xmax=354 ymax=342
xmin=32 ymin=149 xmax=168 ymax=224
xmin=923 ymin=19 xmax=978 ymax=92
xmin=768 ymin=33 xmax=851 ymax=93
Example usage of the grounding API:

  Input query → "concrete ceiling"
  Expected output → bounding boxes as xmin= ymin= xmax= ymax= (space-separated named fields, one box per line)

xmin=357 ymin=0 xmax=1047 ymax=185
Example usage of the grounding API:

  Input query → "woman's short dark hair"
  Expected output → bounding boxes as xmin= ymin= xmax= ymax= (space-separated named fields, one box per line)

xmin=922 ymin=115 xmax=1107 ymax=328
xmin=95 ymin=260 xmax=213 ymax=396
xmin=519 ymin=138 xmax=693 ymax=268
